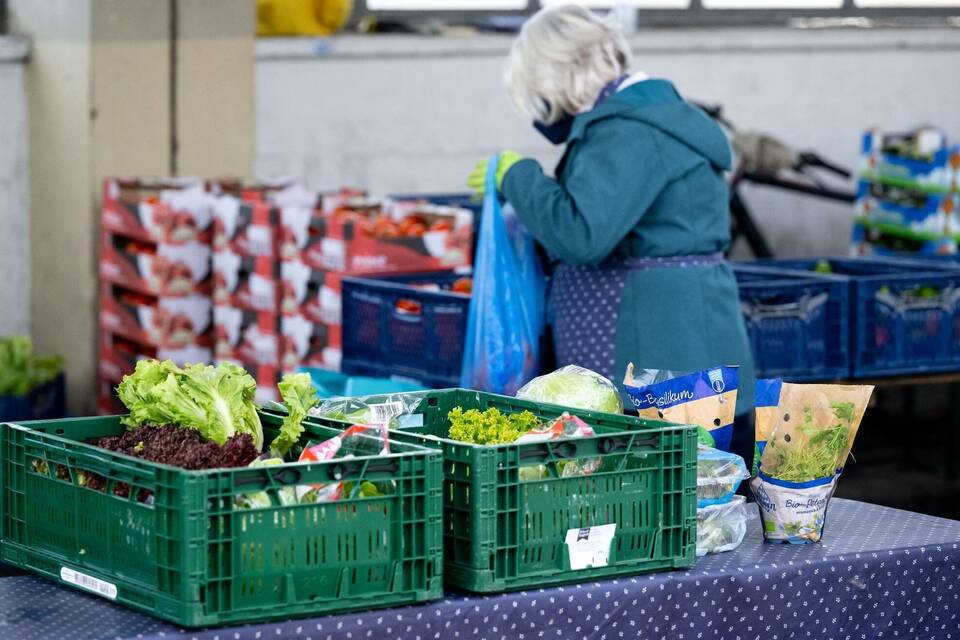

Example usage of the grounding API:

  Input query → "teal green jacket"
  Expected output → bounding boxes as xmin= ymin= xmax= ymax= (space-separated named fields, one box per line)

xmin=503 ymin=78 xmax=755 ymax=414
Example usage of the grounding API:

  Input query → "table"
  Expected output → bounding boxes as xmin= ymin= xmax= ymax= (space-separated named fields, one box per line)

xmin=1 ymin=499 xmax=958 ymax=640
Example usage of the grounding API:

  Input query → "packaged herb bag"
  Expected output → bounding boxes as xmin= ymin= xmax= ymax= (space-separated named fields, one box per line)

xmin=623 ymin=364 xmax=739 ymax=451
xmin=752 ymin=378 xmax=783 ymax=475
xmin=750 ymin=382 xmax=873 ymax=544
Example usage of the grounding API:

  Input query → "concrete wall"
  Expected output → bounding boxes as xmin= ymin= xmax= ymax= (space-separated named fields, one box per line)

xmin=255 ymin=28 xmax=960 ymax=258
xmin=0 ymin=37 xmax=30 ymax=337
xmin=8 ymin=0 xmax=254 ymax=414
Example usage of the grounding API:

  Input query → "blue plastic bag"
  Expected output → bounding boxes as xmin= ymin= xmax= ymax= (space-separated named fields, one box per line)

xmin=460 ymin=155 xmax=545 ymax=395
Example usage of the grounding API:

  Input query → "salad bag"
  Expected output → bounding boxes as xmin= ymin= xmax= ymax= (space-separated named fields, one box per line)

xmin=460 ymin=155 xmax=545 ymax=395
xmin=750 ymin=381 xmax=873 ymax=544
xmin=697 ymin=445 xmax=749 ymax=508
xmin=622 ymin=364 xmax=739 ymax=451
xmin=697 ymin=495 xmax=750 ymax=557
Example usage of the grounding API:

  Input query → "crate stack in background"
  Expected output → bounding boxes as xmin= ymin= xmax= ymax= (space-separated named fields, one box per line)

xmin=98 ymin=179 xmax=214 ymax=413
xmin=853 ymin=128 xmax=960 ymax=256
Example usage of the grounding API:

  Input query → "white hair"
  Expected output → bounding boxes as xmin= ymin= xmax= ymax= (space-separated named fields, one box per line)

xmin=505 ymin=4 xmax=633 ymax=125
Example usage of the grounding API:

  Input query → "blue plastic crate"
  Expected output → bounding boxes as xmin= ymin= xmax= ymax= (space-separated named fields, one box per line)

xmin=0 ymin=373 xmax=66 ymax=422
xmin=733 ymin=264 xmax=851 ymax=381
xmin=756 ymin=257 xmax=960 ymax=378
xmin=387 ymin=192 xmax=480 ymax=215
xmin=341 ymin=272 xmax=470 ymax=387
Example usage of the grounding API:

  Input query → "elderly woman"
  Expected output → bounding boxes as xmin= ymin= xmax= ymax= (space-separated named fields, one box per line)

xmin=469 ymin=3 xmax=755 ymax=425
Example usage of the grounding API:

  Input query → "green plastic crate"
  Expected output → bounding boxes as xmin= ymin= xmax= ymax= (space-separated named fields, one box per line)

xmin=0 ymin=412 xmax=443 ymax=627
xmin=308 ymin=389 xmax=698 ymax=593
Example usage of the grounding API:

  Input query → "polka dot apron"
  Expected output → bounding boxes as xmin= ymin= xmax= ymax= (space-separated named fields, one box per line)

xmin=550 ymin=252 xmax=724 ymax=379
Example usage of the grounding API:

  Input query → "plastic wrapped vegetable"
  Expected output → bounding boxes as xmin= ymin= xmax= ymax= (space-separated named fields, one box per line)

xmin=697 ymin=495 xmax=750 ymax=557
xmin=234 ymin=457 xmax=297 ymax=509
xmin=295 ymin=424 xmax=393 ymax=503
xmin=310 ymin=393 xmax=424 ymax=429
xmin=447 ymin=408 xmax=602 ymax=481
xmin=750 ymin=382 xmax=873 ymax=544
xmin=516 ymin=366 xmax=623 ymax=414
xmin=697 ymin=445 xmax=749 ymax=508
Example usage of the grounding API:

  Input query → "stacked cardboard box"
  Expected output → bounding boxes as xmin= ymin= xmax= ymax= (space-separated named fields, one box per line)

xmin=853 ymin=128 xmax=960 ymax=256
xmin=279 ymin=190 xmax=474 ymax=379
xmin=97 ymin=179 xmax=214 ymax=413
xmin=212 ymin=191 xmax=284 ymax=403
xmin=98 ymin=179 xmax=474 ymax=410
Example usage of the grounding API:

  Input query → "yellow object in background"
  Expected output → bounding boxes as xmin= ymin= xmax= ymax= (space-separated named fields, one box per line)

xmin=257 ymin=0 xmax=353 ymax=36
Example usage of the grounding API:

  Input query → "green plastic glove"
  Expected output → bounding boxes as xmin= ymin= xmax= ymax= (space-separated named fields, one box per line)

xmin=467 ymin=151 xmax=523 ymax=198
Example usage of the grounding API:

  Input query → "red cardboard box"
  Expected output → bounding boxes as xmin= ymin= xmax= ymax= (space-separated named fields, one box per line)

xmin=99 ymin=332 xmax=213 ymax=384
xmin=213 ymin=251 xmax=279 ymax=312
xmin=102 ymin=179 xmax=213 ymax=244
xmin=300 ymin=202 xmax=472 ymax=274
xmin=281 ymin=314 xmax=341 ymax=372
xmin=213 ymin=305 xmax=280 ymax=367
xmin=100 ymin=233 xmax=211 ymax=296
xmin=213 ymin=195 xmax=278 ymax=258
xmin=279 ymin=260 xmax=341 ymax=325
xmin=99 ymin=286 xmax=212 ymax=348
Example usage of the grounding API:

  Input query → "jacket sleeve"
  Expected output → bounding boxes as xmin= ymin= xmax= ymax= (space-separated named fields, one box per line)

xmin=502 ymin=119 xmax=671 ymax=266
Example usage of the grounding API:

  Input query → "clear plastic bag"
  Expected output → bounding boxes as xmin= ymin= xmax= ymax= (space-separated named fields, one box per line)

xmin=517 ymin=365 xmax=623 ymax=414
xmin=514 ymin=414 xmax=602 ymax=481
xmin=697 ymin=495 xmax=749 ymax=557
xmin=460 ymin=155 xmax=545 ymax=395
xmin=308 ymin=393 xmax=425 ymax=429
xmin=697 ymin=445 xmax=749 ymax=508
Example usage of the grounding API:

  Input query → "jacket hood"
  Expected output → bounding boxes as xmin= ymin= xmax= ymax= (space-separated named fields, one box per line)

xmin=569 ymin=79 xmax=732 ymax=171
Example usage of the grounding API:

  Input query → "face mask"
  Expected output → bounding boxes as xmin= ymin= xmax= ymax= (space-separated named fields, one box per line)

xmin=531 ymin=74 xmax=628 ymax=146
xmin=533 ymin=114 xmax=574 ymax=145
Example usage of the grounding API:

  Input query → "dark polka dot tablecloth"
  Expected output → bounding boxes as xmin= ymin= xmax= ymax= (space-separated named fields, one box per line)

xmin=0 ymin=499 xmax=958 ymax=640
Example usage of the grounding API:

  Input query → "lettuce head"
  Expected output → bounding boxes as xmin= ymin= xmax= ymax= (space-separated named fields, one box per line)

xmin=517 ymin=366 xmax=623 ymax=414
xmin=117 ymin=359 xmax=263 ymax=450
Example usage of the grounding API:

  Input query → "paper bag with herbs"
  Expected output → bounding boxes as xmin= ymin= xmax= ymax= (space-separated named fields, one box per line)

xmin=750 ymin=381 xmax=873 ymax=544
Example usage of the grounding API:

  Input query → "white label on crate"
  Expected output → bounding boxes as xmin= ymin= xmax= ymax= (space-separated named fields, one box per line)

xmin=565 ymin=523 xmax=616 ymax=571
xmin=320 ymin=238 xmax=346 ymax=271
xmin=397 ymin=414 xmax=424 ymax=429
xmin=61 ymin=567 xmax=118 ymax=600
xmin=370 ymin=401 xmax=405 ymax=424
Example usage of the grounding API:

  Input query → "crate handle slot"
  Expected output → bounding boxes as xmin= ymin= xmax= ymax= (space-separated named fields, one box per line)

xmin=328 ymin=459 xmax=399 ymax=481
xmin=518 ymin=441 xmax=579 ymax=462
xmin=233 ymin=467 xmax=302 ymax=489
xmin=599 ymin=434 xmax=659 ymax=454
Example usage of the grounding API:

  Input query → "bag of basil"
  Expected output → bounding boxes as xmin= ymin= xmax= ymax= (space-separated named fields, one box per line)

xmin=750 ymin=382 xmax=873 ymax=544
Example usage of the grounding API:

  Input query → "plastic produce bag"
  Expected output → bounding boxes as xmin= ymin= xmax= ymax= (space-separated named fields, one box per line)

xmin=751 ymin=382 xmax=873 ymax=544
xmin=514 ymin=413 xmax=602 ymax=481
xmin=309 ymin=393 xmax=425 ymax=429
xmin=517 ymin=365 xmax=623 ymax=414
xmin=697 ymin=495 xmax=750 ymax=557
xmin=622 ymin=364 xmax=739 ymax=451
xmin=460 ymin=155 xmax=545 ymax=395
xmin=697 ymin=445 xmax=749 ymax=508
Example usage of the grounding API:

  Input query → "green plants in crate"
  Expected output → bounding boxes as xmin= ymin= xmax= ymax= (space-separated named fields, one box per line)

xmin=308 ymin=388 xmax=698 ymax=593
xmin=1 ymin=362 xmax=443 ymax=626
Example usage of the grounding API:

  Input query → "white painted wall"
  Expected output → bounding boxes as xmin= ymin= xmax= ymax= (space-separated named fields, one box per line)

xmin=255 ymin=28 xmax=960 ymax=257
xmin=0 ymin=36 xmax=30 ymax=336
